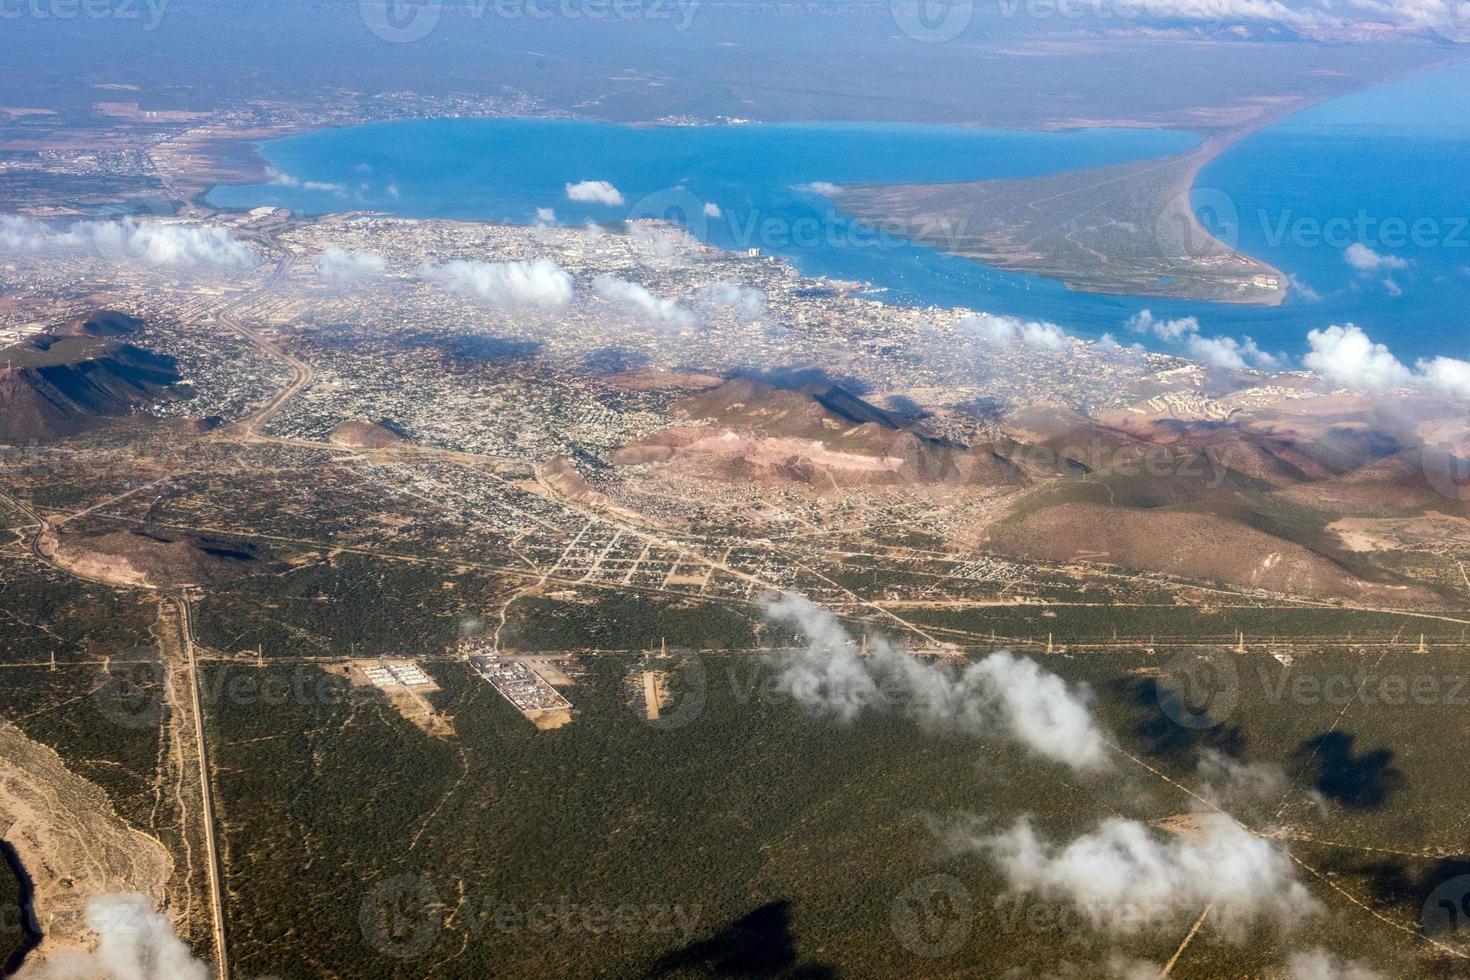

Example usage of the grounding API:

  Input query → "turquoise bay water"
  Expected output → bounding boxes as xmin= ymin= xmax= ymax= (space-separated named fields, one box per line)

xmin=209 ymin=64 xmax=1470 ymax=362
xmin=1192 ymin=61 xmax=1470 ymax=364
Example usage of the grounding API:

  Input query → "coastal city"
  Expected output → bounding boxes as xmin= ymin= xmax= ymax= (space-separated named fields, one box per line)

xmin=6 ymin=7 xmax=1470 ymax=979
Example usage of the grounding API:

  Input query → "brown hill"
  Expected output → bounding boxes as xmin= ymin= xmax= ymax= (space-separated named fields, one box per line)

xmin=614 ymin=378 xmax=1028 ymax=489
xmin=987 ymin=500 xmax=1437 ymax=604
xmin=983 ymin=439 xmax=1446 ymax=606
xmin=541 ymin=456 xmax=609 ymax=507
xmin=52 ymin=310 xmax=145 ymax=339
xmin=1003 ymin=404 xmax=1147 ymax=470
xmin=327 ymin=419 xmax=407 ymax=450
xmin=48 ymin=530 xmax=263 ymax=589
xmin=1004 ymin=405 xmax=1385 ymax=489
xmin=0 ymin=333 xmax=181 ymax=442
xmin=1274 ymin=446 xmax=1470 ymax=516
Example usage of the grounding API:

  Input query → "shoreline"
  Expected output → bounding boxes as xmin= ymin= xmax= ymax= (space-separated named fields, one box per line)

xmin=177 ymin=110 xmax=1302 ymax=311
xmin=143 ymin=51 xmax=1470 ymax=364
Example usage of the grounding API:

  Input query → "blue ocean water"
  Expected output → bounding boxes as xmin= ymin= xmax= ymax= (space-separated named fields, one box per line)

xmin=1190 ymin=61 xmax=1470 ymax=363
xmin=209 ymin=63 xmax=1470 ymax=362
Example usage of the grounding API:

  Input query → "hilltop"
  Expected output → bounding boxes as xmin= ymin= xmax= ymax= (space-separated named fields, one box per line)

xmin=0 ymin=312 xmax=180 ymax=443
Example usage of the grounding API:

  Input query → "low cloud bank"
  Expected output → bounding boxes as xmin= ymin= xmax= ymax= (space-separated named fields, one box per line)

xmin=592 ymin=276 xmax=695 ymax=327
xmin=1101 ymin=0 xmax=1470 ymax=35
xmin=1126 ymin=309 xmax=1278 ymax=371
xmin=1187 ymin=333 xmax=1279 ymax=372
xmin=960 ymin=813 xmax=1316 ymax=939
xmin=762 ymin=594 xmax=1109 ymax=771
xmin=1121 ymin=311 xmax=1470 ymax=395
xmin=697 ymin=280 xmax=766 ymax=320
xmin=958 ymin=313 xmax=1069 ymax=351
xmin=317 ymin=246 xmax=386 ymax=286
xmin=0 ymin=215 xmax=257 ymax=270
xmin=24 ymin=893 xmax=209 ymax=979
xmin=418 ymin=258 xmax=574 ymax=310
xmin=1303 ymin=323 xmax=1470 ymax=398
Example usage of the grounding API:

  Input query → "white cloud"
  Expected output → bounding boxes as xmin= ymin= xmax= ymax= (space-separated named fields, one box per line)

xmin=1382 ymin=277 xmax=1404 ymax=298
xmin=795 ymin=181 xmax=840 ymax=196
xmin=316 ymin=246 xmax=386 ymax=285
xmin=957 ymin=313 xmax=1069 ymax=351
xmin=1107 ymin=955 xmax=1165 ymax=980
xmin=967 ymin=814 xmax=1316 ymax=939
xmin=535 ymin=207 xmax=556 ymax=224
xmin=0 ymin=215 xmax=74 ymax=250
xmin=591 ymin=276 xmax=694 ymax=327
xmin=702 ymin=202 xmax=723 ymax=219
xmin=628 ymin=222 xmax=688 ymax=262
xmin=1126 ymin=310 xmax=1200 ymax=342
xmin=1187 ymin=333 xmax=1279 ymax=372
xmin=697 ymin=281 xmax=766 ymax=319
xmin=1020 ymin=322 xmax=1069 ymax=350
xmin=565 ymin=180 xmax=625 ymax=206
xmin=1301 ymin=324 xmax=1470 ymax=401
xmin=762 ymin=594 xmax=1109 ymax=771
xmin=1304 ymin=324 xmax=1413 ymax=392
xmin=1096 ymin=332 xmax=1146 ymax=359
xmin=1196 ymin=749 xmax=1290 ymax=806
xmin=1344 ymin=243 xmax=1408 ymax=273
xmin=93 ymin=221 xmax=258 ymax=270
xmin=0 ymin=217 xmax=258 ymax=271
xmin=1126 ymin=309 xmax=1278 ymax=371
xmin=1193 ymin=749 xmax=1332 ymax=822
xmin=1089 ymin=0 xmax=1470 ymax=34
xmin=27 ymin=893 xmax=210 ymax=979
xmin=1416 ymin=355 xmax=1470 ymax=399
xmin=1287 ymin=948 xmax=1388 ymax=980
xmin=266 ymin=168 xmax=347 ymax=194
xmin=1290 ymin=275 xmax=1323 ymax=302
xmin=418 ymin=258 xmax=574 ymax=310
xmin=973 ymin=650 xmax=1110 ymax=770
